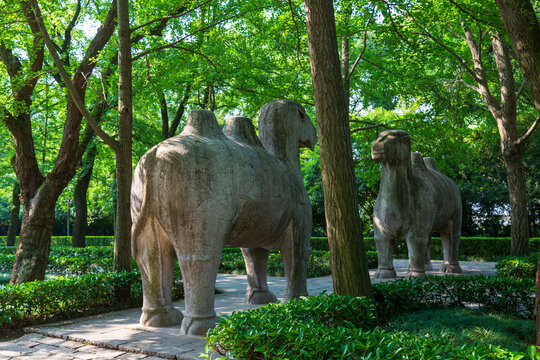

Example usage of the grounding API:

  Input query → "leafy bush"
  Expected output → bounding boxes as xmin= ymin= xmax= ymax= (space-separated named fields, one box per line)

xmin=373 ymin=276 xmax=534 ymax=321
xmin=0 ymin=236 xmax=114 ymax=247
xmin=496 ymin=254 xmax=537 ymax=279
xmin=205 ymin=293 xmax=521 ymax=359
xmin=0 ymin=270 xmax=184 ymax=332
xmin=219 ymin=248 xmax=332 ymax=278
xmin=312 ymin=237 xmax=540 ymax=259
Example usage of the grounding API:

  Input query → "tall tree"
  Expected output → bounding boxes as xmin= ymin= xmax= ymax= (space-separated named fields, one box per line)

xmin=493 ymin=0 xmax=540 ymax=345
xmin=1 ymin=0 xmax=118 ymax=283
xmin=114 ymin=0 xmax=132 ymax=272
xmin=6 ymin=182 xmax=20 ymax=246
xmin=304 ymin=0 xmax=373 ymax=297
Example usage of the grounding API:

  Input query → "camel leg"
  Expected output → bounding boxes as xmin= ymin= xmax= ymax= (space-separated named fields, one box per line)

xmin=374 ymin=227 xmax=396 ymax=278
xmin=406 ymin=233 xmax=428 ymax=278
xmin=424 ymin=234 xmax=433 ymax=271
xmin=440 ymin=228 xmax=462 ymax=273
xmin=132 ymin=218 xmax=183 ymax=327
xmin=241 ymin=247 xmax=278 ymax=304
xmin=177 ymin=250 xmax=221 ymax=335
xmin=280 ymin=220 xmax=309 ymax=301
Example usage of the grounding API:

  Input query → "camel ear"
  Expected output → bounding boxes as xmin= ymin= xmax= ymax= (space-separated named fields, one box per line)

xmin=297 ymin=109 xmax=306 ymax=121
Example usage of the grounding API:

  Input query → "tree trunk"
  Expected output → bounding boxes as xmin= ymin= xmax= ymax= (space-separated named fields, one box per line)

xmin=493 ymin=0 xmax=540 ymax=345
xmin=494 ymin=0 xmax=540 ymax=114
xmin=72 ymin=145 xmax=97 ymax=248
xmin=10 ymin=181 xmax=59 ymax=283
xmin=503 ymin=147 xmax=530 ymax=256
xmin=114 ymin=0 xmax=132 ymax=273
xmin=304 ymin=0 xmax=373 ymax=298
xmin=6 ymin=182 xmax=21 ymax=247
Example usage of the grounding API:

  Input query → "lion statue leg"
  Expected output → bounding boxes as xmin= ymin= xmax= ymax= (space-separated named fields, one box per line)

xmin=241 ymin=248 xmax=278 ymax=304
xmin=133 ymin=219 xmax=183 ymax=327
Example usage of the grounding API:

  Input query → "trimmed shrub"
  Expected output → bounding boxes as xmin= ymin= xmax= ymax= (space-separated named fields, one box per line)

xmin=373 ymin=276 xmax=534 ymax=321
xmin=496 ymin=254 xmax=537 ymax=279
xmin=312 ymin=236 xmax=540 ymax=259
xmin=0 ymin=236 xmax=114 ymax=247
xmin=0 ymin=270 xmax=183 ymax=332
xmin=205 ymin=292 xmax=521 ymax=359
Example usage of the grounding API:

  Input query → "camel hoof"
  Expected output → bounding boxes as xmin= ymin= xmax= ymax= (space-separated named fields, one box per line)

xmin=440 ymin=263 xmax=462 ymax=274
xmin=375 ymin=268 xmax=397 ymax=278
xmin=406 ymin=271 xmax=426 ymax=279
xmin=180 ymin=315 xmax=219 ymax=336
xmin=140 ymin=306 xmax=183 ymax=327
xmin=246 ymin=289 xmax=278 ymax=305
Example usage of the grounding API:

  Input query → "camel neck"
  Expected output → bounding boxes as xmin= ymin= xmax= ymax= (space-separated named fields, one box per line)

xmin=380 ymin=161 xmax=411 ymax=209
xmin=259 ymin=124 xmax=301 ymax=174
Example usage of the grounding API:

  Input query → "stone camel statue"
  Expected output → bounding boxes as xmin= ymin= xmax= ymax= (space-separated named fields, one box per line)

xmin=371 ymin=129 xmax=462 ymax=278
xmin=131 ymin=99 xmax=317 ymax=335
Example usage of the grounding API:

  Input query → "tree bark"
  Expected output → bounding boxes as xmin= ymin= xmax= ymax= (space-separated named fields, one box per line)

xmin=114 ymin=0 xmax=132 ymax=273
xmin=304 ymin=0 xmax=373 ymax=298
xmin=6 ymin=182 xmax=21 ymax=247
xmin=463 ymin=29 xmax=530 ymax=256
xmin=72 ymin=144 xmax=97 ymax=248
xmin=8 ymin=1 xmax=117 ymax=284
xmin=493 ymin=0 xmax=540 ymax=345
xmin=494 ymin=0 xmax=540 ymax=115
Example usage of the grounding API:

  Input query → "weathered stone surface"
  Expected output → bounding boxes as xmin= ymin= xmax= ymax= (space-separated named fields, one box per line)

xmin=131 ymin=99 xmax=316 ymax=335
xmin=372 ymin=130 xmax=462 ymax=278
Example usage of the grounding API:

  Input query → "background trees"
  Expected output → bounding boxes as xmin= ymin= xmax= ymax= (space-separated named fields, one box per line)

xmin=0 ymin=0 xmax=538 ymax=280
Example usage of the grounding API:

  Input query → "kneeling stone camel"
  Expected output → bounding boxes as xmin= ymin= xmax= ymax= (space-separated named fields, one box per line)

xmin=131 ymin=100 xmax=317 ymax=335
xmin=371 ymin=130 xmax=462 ymax=278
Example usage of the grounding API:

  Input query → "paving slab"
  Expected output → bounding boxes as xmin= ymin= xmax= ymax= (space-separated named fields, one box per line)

xmin=1 ymin=260 xmax=497 ymax=360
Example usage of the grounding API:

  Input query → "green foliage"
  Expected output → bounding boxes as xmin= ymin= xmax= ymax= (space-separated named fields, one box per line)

xmin=373 ymin=276 xmax=534 ymax=321
xmin=387 ymin=308 xmax=535 ymax=353
xmin=0 ymin=236 xmax=114 ymax=247
xmin=0 ymin=270 xmax=183 ymax=332
xmin=313 ymin=237 xmax=540 ymax=259
xmin=496 ymin=255 xmax=537 ymax=279
xmin=219 ymin=248 xmax=332 ymax=278
xmin=205 ymin=290 xmax=527 ymax=359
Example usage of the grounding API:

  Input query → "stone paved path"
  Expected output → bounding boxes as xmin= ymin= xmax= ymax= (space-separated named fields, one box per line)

xmin=0 ymin=260 xmax=497 ymax=360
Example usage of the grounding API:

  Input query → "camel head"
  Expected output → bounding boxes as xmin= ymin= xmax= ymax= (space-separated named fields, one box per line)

xmin=258 ymin=100 xmax=317 ymax=159
xmin=371 ymin=130 xmax=411 ymax=164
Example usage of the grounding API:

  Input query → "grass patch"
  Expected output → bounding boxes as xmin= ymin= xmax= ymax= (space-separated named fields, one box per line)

xmin=385 ymin=307 xmax=535 ymax=352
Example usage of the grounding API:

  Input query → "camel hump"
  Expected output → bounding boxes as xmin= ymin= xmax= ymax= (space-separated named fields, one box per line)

xmin=411 ymin=152 xmax=429 ymax=173
xmin=182 ymin=109 xmax=224 ymax=138
xmin=223 ymin=116 xmax=263 ymax=148
xmin=423 ymin=157 xmax=440 ymax=172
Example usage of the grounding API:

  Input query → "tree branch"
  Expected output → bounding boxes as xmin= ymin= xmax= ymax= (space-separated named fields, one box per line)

xmin=169 ymin=82 xmax=192 ymax=137
xmin=130 ymin=1 xmax=210 ymax=33
xmin=514 ymin=115 xmax=540 ymax=147
xmin=347 ymin=11 xmax=373 ymax=81
xmin=29 ymin=0 xmax=120 ymax=152
xmin=61 ymin=0 xmax=82 ymax=54
xmin=132 ymin=5 xmax=270 ymax=61
xmin=456 ymin=79 xmax=481 ymax=93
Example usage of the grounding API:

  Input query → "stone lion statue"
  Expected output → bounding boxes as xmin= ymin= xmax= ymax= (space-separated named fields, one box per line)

xmin=371 ymin=129 xmax=462 ymax=278
xmin=131 ymin=100 xmax=317 ymax=335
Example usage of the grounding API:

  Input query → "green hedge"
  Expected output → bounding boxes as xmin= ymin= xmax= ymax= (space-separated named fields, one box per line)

xmin=205 ymin=289 xmax=527 ymax=359
xmin=0 ymin=270 xmax=184 ymax=332
xmin=312 ymin=236 xmax=540 ymax=258
xmin=496 ymin=254 xmax=537 ymax=279
xmin=0 ymin=246 xmax=344 ymax=278
xmin=373 ymin=275 xmax=534 ymax=321
xmin=0 ymin=236 xmax=114 ymax=247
